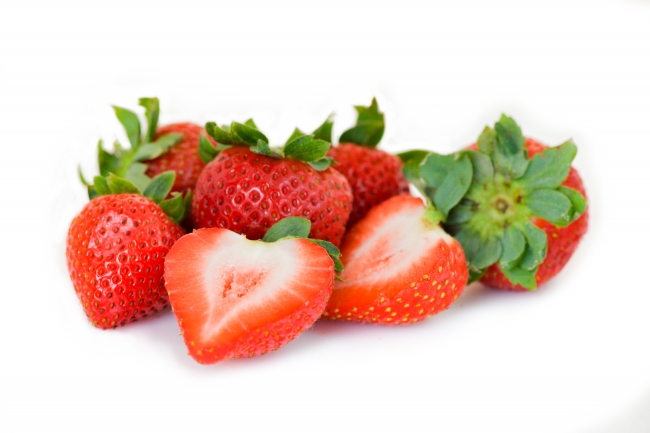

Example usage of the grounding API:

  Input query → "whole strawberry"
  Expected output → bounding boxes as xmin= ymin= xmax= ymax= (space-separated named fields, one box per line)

xmin=192 ymin=121 xmax=353 ymax=246
xmin=66 ymin=172 xmax=186 ymax=328
xmin=80 ymin=97 xmax=216 ymax=198
xmin=402 ymin=115 xmax=588 ymax=290
xmin=326 ymin=98 xmax=409 ymax=227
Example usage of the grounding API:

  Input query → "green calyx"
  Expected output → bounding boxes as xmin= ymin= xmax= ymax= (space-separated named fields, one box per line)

xmin=80 ymin=97 xmax=189 ymax=200
xmin=403 ymin=115 xmax=587 ymax=290
xmin=204 ymin=118 xmax=335 ymax=171
xmin=87 ymin=171 xmax=191 ymax=225
xmin=262 ymin=217 xmax=344 ymax=280
xmin=339 ymin=97 xmax=385 ymax=148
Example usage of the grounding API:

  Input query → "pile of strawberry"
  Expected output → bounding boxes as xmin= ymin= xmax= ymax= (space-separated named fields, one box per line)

xmin=66 ymin=98 xmax=588 ymax=364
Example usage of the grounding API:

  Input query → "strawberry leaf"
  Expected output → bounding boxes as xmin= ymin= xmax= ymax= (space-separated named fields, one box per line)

xmin=339 ymin=97 xmax=384 ymax=148
xmin=124 ymin=163 xmax=152 ymax=192
xmin=312 ymin=115 xmax=334 ymax=142
xmin=472 ymin=236 xmax=502 ymax=269
xmin=558 ymin=186 xmax=587 ymax=223
xmin=519 ymin=221 xmax=547 ymax=270
xmin=199 ymin=135 xmax=220 ymax=164
xmin=492 ymin=115 xmax=529 ymax=179
xmin=263 ymin=217 xmax=312 ymax=242
xmin=93 ymin=176 xmax=110 ymax=196
xmin=284 ymin=135 xmax=331 ymax=162
xmin=251 ymin=140 xmax=283 ymax=158
xmin=244 ymin=118 xmax=258 ymax=129
xmin=500 ymin=265 xmax=537 ymax=290
xmin=231 ymin=122 xmax=268 ymax=146
xmin=461 ymin=150 xmax=494 ymax=184
xmin=519 ymin=140 xmax=577 ymax=192
xmin=112 ymin=106 xmax=141 ymax=149
xmin=205 ymin=122 xmax=234 ymax=144
xmin=286 ymin=128 xmax=306 ymax=145
xmin=138 ymin=97 xmax=159 ymax=143
xmin=525 ymin=189 xmax=573 ymax=226
xmin=499 ymin=226 xmax=526 ymax=269
xmin=433 ymin=154 xmax=473 ymax=217
xmin=308 ymin=156 xmax=336 ymax=171
xmin=143 ymin=171 xmax=175 ymax=203
xmin=159 ymin=192 xmax=186 ymax=225
xmin=97 ymin=140 xmax=122 ymax=177
xmin=107 ymin=173 xmax=141 ymax=194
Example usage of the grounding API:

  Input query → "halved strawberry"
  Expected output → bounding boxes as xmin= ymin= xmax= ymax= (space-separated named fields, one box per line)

xmin=324 ymin=195 xmax=468 ymax=325
xmin=164 ymin=217 xmax=341 ymax=364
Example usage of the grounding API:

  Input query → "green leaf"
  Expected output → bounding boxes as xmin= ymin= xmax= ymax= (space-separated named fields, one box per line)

xmin=93 ymin=176 xmax=110 ymax=196
xmin=402 ymin=161 xmax=425 ymax=195
xmin=112 ymin=106 xmax=141 ymax=148
xmin=558 ymin=186 xmax=587 ymax=223
xmin=339 ymin=97 xmax=384 ymax=148
xmin=231 ymin=122 xmax=268 ymax=146
xmin=519 ymin=140 xmax=577 ymax=192
xmin=205 ymin=122 xmax=234 ymax=144
xmin=263 ymin=217 xmax=312 ymax=243
xmin=244 ymin=118 xmax=258 ymax=129
xmin=132 ymin=143 xmax=164 ymax=162
xmin=87 ymin=185 xmax=98 ymax=200
xmin=446 ymin=202 xmax=475 ymax=225
xmin=198 ymin=135 xmax=220 ymax=164
xmin=525 ymin=188 xmax=573 ymax=226
xmin=106 ymin=174 xmax=141 ymax=194
xmin=499 ymin=226 xmax=526 ymax=268
xmin=420 ymin=153 xmax=455 ymax=187
xmin=97 ymin=140 xmax=122 ymax=177
xmin=396 ymin=149 xmax=429 ymax=166
xmin=492 ymin=115 xmax=529 ymax=179
xmin=78 ymin=165 xmax=91 ymax=186
xmin=467 ymin=268 xmax=486 ymax=285
xmin=454 ymin=227 xmax=481 ymax=263
xmin=152 ymin=133 xmax=183 ymax=152
xmin=138 ymin=97 xmax=159 ymax=143
xmin=159 ymin=192 xmax=185 ymax=225
xmin=143 ymin=171 xmax=175 ymax=203
xmin=284 ymin=135 xmax=331 ymax=162
xmin=519 ymin=221 xmax=547 ymax=270
xmin=500 ymin=265 xmax=537 ymax=290
xmin=433 ymin=155 xmax=473 ymax=217
xmin=308 ymin=239 xmax=344 ymax=274
xmin=471 ymin=236 xmax=502 ymax=269
xmin=286 ymin=128 xmax=306 ymax=145
xmin=308 ymin=157 xmax=336 ymax=171
xmin=250 ymin=140 xmax=283 ymax=158
xmin=312 ymin=115 xmax=334 ymax=142
xmin=477 ymin=126 xmax=497 ymax=155
xmin=461 ymin=150 xmax=494 ymax=184
xmin=124 ymin=163 xmax=152 ymax=192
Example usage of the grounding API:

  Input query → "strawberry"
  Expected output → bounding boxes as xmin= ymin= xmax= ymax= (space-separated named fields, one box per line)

xmin=326 ymin=98 xmax=410 ymax=227
xmin=400 ymin=115 xmax=588 ymax=290
xmin=164 ymin=217 xmax=342 ymax=364
xmin=192 ymin=120 xmax=353 ymax=246
xmin=66 ymin=172 xmax=187 ymax=329
xmin=79 ymin=97 xmax=216 ymax=199
xmin=324 ymin=195 xmax=468 ymax=325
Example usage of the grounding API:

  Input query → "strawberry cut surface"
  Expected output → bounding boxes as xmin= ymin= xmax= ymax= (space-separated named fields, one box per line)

xmin=164 ymin=228 xmax=335 ymax=364
xmin=325 ymin=195 xmax=468 ymax=325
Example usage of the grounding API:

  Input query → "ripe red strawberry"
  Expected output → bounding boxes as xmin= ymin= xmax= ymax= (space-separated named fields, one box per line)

xmin=327 ymin=99 xmax=409 ymax=227
xmin=192 ymin=121 xmax=353 ymax=246
xmin=164 ymin=217 xmax=341 ymax=364
xmin=66 ymin=173 xmax=186 ymax=329
xmin=401 ymin=115 xmax=588 ymax=290
xmin=324 ymin=195 xmax=468 ymax=325
xmin=476 ymin=138 xmax=589 ymax=290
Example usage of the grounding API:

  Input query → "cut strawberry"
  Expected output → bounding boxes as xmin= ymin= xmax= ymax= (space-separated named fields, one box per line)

xmin=164 ymin=218 xmax=340 ymax=364
xmin=325 ymin=195 xmax=468 ymax=325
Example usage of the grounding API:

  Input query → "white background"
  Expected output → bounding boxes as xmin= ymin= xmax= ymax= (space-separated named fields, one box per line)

xmin=1 ymin=0 xmax=649 ymax=432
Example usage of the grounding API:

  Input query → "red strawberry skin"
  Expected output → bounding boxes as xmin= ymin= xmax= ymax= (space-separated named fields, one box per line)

xmin=327 ymin=144 xmax=410 ymax=227
xmin=146 ymin=123 xmax=216 ymax=195
xmin=164 ymin=228 xmax=334 ymax=364
xmin=192 ymin=147 xmax=353 ymax=246
xmin=66 ymin=194 xmax=185 ymax=328
xmin=474 ymin=139 xmax=589 ymax=291
xmin=324 ymin=195 xmax=468 ymax=325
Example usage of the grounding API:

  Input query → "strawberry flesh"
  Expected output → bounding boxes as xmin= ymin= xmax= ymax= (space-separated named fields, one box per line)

xmin=164 ymin=228 xmax=335 ymax=364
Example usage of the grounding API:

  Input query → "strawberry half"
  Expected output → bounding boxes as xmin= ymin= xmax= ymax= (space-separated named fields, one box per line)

xmin=66 ymin=172 xmax=187 ymax=328
xmin=400 ymin=115 xmax=588 ymax=290
xmin=164 ymin=217 xmax=342 ymax=364
xmin=324 ymin=195 xmax=468 ymax=325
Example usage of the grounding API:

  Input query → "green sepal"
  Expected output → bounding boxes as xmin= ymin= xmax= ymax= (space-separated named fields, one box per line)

xmin=312 ymin=115 xmax=334 ymax=142
xmin=198 ymin=135 xmax=220 ymax=164
xmin=231 ymin=122 xmax=268 ymax=146
xmin=477 ymin=126 xmax=497 ymax=155
xmin=461 ymin=150 xmax=494 ymax=184
xmin=124 ymin=162 xmax=151 ymax=192
xmin=138 ymin=97 xmax=159 ymax=143
xmin=471 ymin=236 xmax=502 ymax=270
xmin=142 ymin=171 xmax=175 ymax=204
xmin=97 ymin=140 xmax=122 ymax=177
xmin=159 ymin=192 xmax=186 ymax=225
xmin=396 ymin=149 xmax=429 ymax=166
xmin=106 ymin=173 xmax=141 ymax=194
xmin=525 ymin=188 xmax=573 ymax=226
xmin=308 ymin=157 xmax=336 ymax=171
xmin=433 ymin=154 xmax=473 ymax=218
xmin=420 ymin=153 xmax=455 ymax=188
xmin=132 ymin=133 xmax=183 ymax=162
xmin=286 ymin=128 xmax=306 ymax=145
xmin=519 ymin=221 xmax=547 ymax=271
xmin=519 ymin=140 xmax=577 ymax=192
xmin=492 ymin=115 xmax=529 ymax=179
xmin=499 ymin=226 xmax=526 ymax=269
xmin=87 ymin=185 xmax=98 ymax=200
xmin=339 ymin=97 xmax=384 ymax=148
xmin=78 ymin=165 xmax=91 ymax=186
xmin=205 ymin=122 xmax=234 ymax=144
xmin=263 ymin=216 xmax=312 ymax=242
xmin=244 ymin=118 xmax=258 ymax=129
xmin=93 ymin=176 xmax=111 ymax=196
xmin=499 ymin=265 xmax=537 ymax=290
xmin=397 ymin=150 xmax=430 ymax=196
xmin=467 ymin=268 xmax=486 ymax=285
xmin=112 ymin=106 xmax=141 ymax=149
xmin=251 ymin=140 xmax=283 ymax=158
xmin=308 ymin=239 xmax=343 ymax=274
xmin=558 ymin=186 xmax=587 ymax=223
xmin=454 ymin=228 xmax=481 ymax=264
xmin=283 ymin=135 xmax=331 ymax=162
xmin=446 ymin=200 xmax=475 ymax=225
